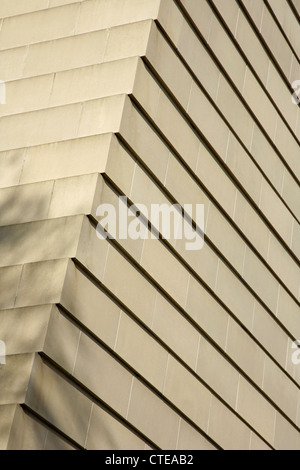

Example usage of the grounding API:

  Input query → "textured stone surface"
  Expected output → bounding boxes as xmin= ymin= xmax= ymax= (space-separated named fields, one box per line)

xmin=0 ymin=0 xmax=299 ymax=451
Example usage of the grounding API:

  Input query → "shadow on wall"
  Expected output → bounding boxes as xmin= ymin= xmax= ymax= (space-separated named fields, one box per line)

xmin=0 ymin=156 xmax=74 ymax=449
xmin=0 ymin=150 xmax=58 ymax=307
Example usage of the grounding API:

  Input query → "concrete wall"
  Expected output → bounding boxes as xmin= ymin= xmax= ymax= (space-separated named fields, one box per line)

xmin=0 ymin=0 xmax=299 ymax=450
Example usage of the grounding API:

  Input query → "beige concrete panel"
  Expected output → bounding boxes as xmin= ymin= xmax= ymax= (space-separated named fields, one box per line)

xmin=0 ymin=405 xmax=17 ymax=450
xmin=226 ymin=132 xmax=262 ymax=206
xmin=240 ymin=0 xmax=264 ymax=27
xmin=196 ymin=338 xmax=239 ymax=409
xmin=281 ymin=170 xmax=300 ymax=221
xmin=146 ymin=23 xmax=192 ymax=110
xmin=186 ymin=275 xmax=229 ymax=350
xmin=163 ymin=355 xmax=211 ymax=432
xmin=267 ymin=233 xmax=300 ymax=300
xmin=157 ymin=0 xmax=184 ymax=46
xmin=210 ymin=0 xmax=239 ymax=34
xmin=86 ymin=404 xmax=146 ymax=450
xmin=43 ymin=306 xmax=81 ymax=374
xmin=242 ymin=68 xmax=277 ymax=139
xmin=274 ymin=411 xmax=300 ymax=450
xmin=208 ymin=14 xmax=246 ymax=93
xmin=0 ymin=180 xmax=54 ymax=227
xmin=289 ymin=53 xmax=300 ymax=86
xmin=103 ymin=245 xmax=156 ymax=327
xmin=133 ymin=63 xmax=199 ymax=172
xmin=242 ymin=246 xmax=279 ymax=314
xmin=48 ymin=173 xmax=100 ymax=220
xmin=235 ymin=9 xmax=270 ymax=85
xmin=174 ymin=241 xmax=218 ymax=298
xmin=0 ymin=46 xmax=29 ymax=82
xmin=25 ymin=355 xmax=92 ymax=447
xmin=233 ymin=192 xmax=270 ymax=258
xmin=291 ymin=220 xmax=300 ymax=262
xmin=0 ymin=103 xmax=82 ymax=151
xmin=15 ymin=259 xmax=69 ymax=308
xmin=20 ymin=134 xmax=111 ymax=185
xmin=0 ymin=305 xmax=51 ymax=356
xmin=196 ymin=145 xmax=236 ymax=218
xmin=236 ymin=375 xmax=276 ymax=445
xmin=225 ymin=317 xmax=265 ymax=387
xmin=0 ymin=265 xmax=23 ymax=310
xmin=215 ymin=260 xmax=255 ymax=331
xmin=262 ymin=355 xmax=298 ymax=424
xmin=0 ymin=353 xmax=35 ymax=405
xmin=127 ymin=377 xmax=180 ymax=450
xmin=44 ymin=429 xmax=76 ymax=450
xmin=0 ymin=215 xmax=84 ymax=268
xmin=157 ymin=0 xmax=220 ymax=107
xmin=266 ymin=61 xmax=298 ymax=133
xmin=0 ymin=4 xmax=80 ymax=50
xmin=0 ymin=0 xmax=49 ymax=18
xmin=277 ymin=285 xmax=300 ymax=339
xmin=7 ymin=405 xmax=76 ymax=450
xmin=50 ymin=0 xmax=84 ymax=6
xmin=165 ymin=152 xmax=210 ymax=210
xmin=177 ymin=419 xmax=216 ymax=450
xmin=250 ymin=123 xmax=285 ymax=194
xmin=249 ymin=431 xmax=272 ymax=450
xmin=274 ymin=116 xmax=300 ymax=181
xmin=49 ymin=58 xmax=138 ymax=108
xmin=260 ymin=5 xmax=293 ymax=82
xmin=120 ymin=96 xmax=170 ymax=184
xmin=208 ymin=395 xmax=251 ymax=450
xmin=0 ymin=0 xmax=51 ymax=18
xmin=216 ymin=76 xmax=253 ymax=150
xmin=179 ymin=0 xmax=213 ymax=43
xmin=259 ymin=177 xmax=294 ymax=248
xmin=178 ymin=22 xmax=221 ymax=102
xmin=75 ymin=216 xmax=109 ymax=283
xmin=0 ymin=149 xmax=25 ymax=189
xmin=104 ymin=20 xmax=152 ymax=63
xmin=78 ymin=95 xmax=126 ymax=138
xmin=140 ymin=238 xmax=190 ymax=308
xmin=206 ymin=203 xmax=246 ymax=274
xmin=76 ymin=0 xmax=161 ymax=35
xmin=23 ymin=30 xmax=108 ymax=79
xmin=0 ymin=95 xmax=124 ymax=152
xmin=252 ymin=301 xmax=288 ymax=370
xmin=274 ymin=0 xmax=300 ymax=58
xmin=61 ymin=260 xmax=121 ymax=350
xmin=129 ymin=158 xmax=171 ymax=223
xmin=115 ymin=311 xmax=168 ymax=392
xmin=0 ymin=74 xmax=54 ymax=118
xmin=104 ymin=134 xmax=136 ymax=197
xmin=152 ymin=292 xmax=200 ymax=371
xmin=188 ymin=82 xmax=230 ymax=163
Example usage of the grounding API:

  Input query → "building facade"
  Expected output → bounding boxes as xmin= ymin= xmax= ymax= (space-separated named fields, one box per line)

xmin=0 ymin=0 xmax=299 ymax=450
